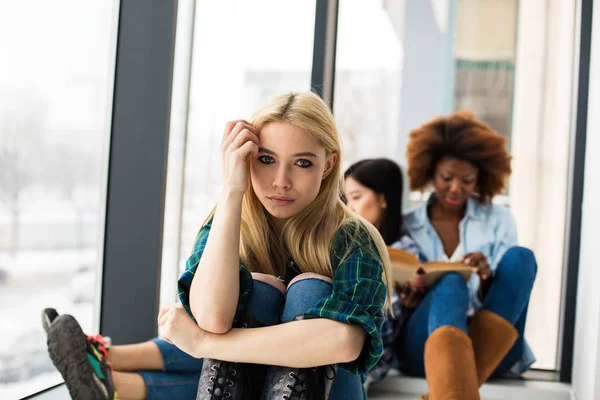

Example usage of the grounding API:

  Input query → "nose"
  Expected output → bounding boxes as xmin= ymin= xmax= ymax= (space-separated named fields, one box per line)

xmin=449 ymin=179 xmax=461 ymax=193
xmin=273 ymin=165 xmax=292 ymax=189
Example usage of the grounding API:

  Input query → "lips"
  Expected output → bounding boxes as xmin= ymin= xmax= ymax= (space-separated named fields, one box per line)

xmin=268 ymin=195 xmax=295 ymax=206
xmin=445 ymin=196 xmax=462 ymax=206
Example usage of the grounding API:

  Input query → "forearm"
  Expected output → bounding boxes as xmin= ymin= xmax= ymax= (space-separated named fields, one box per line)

xmin=190 ymin=191 xmax=244 ymax=333
xmin=197 ymin=318 xmax=366 ymax=368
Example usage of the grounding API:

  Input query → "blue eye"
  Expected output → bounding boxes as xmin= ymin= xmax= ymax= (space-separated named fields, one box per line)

xmin=259 ymin=155 xmax=275 ymax=164
xmin=296 ymin=159 xmax=313 ymax=168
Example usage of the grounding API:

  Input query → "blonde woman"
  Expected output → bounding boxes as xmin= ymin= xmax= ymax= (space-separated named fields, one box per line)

xmin=159 ymin=91 xmax=392 ymax=400
xmin=45 ymin=92 xmax=392 ymax=400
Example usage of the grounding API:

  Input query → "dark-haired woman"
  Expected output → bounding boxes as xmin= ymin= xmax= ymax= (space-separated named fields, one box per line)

xmin=343 ymin=158 xmax=422 ymax=388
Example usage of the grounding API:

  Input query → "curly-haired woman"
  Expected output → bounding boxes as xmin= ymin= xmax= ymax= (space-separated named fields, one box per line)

xmin=396 ymin=111 xmax=537 ymax=400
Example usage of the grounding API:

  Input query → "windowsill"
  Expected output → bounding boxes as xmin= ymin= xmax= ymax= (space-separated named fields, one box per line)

xmin=21 ymin=383 xmax=67 ymax=400
xmin=369 ymin=372 xmax=575 ymax=400
xmin=24 ymin=376 xmax=576 ymax=400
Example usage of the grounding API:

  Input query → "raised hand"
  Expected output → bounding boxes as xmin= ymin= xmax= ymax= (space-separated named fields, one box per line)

xmin=220 ymin=120 xmax=260 ymax=195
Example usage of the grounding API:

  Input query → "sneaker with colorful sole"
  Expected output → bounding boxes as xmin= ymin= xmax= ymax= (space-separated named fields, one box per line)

xmin=46 ymin=314 xmax=117 ymax=400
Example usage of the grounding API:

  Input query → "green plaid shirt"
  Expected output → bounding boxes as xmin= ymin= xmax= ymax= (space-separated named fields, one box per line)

xmin=177 ymin=218 xmax=386 ymax=376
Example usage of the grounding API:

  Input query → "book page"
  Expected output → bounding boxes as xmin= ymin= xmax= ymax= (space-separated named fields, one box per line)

xmin=422 ymin=262 xmax=472 ymax=287
xmin=386 ymin=246 xmax=420 ymax=267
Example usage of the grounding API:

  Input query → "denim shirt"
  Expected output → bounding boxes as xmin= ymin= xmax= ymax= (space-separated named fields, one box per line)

xmin=403 ymin=195 xmax=536 ymax=374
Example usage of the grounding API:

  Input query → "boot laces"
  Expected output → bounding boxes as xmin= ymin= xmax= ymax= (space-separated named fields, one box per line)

xmin=206 ymin=363 xmax=238 ymax=398
xmin=283 ymin=370 xmax=307 ymax=400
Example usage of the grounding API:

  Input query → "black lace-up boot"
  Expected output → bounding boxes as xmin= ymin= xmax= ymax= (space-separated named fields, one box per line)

xmin=262 ymin=365 xmax=336 ymax=400
xmin=196 ymin=312 xmax=267 ymax=400
xmin=197 ymin=361 xmax=243 ymax=400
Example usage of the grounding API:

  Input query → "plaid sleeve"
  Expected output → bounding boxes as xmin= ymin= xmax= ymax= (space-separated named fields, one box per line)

xmin=177 ymin=217 xmax=253 ymax=323
xmin=303 ymin=221 xmax=387 ymax=375
xmin=368 ymin=289 xmax=406 ymax=383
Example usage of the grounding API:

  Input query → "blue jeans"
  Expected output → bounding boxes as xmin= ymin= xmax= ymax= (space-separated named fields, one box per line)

xmin=397 ymin=246 xmax=537 ymax=378
xmin=139 ymin=277 xmax=363 ymax=399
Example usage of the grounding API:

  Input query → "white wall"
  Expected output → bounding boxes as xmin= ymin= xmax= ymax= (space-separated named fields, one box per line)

xmin=572 ymin=1 xmax=600 ymax=398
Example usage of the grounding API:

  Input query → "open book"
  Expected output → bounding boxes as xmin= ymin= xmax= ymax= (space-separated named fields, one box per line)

xmin=387 ymin=246 xmax=472 ymax=288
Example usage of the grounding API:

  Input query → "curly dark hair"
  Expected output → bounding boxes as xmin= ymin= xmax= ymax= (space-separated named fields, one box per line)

xmin=406 ymin=110 xmax=512 ymax=203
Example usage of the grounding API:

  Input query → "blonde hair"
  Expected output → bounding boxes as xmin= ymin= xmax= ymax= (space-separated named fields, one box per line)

xmin=209 ymin=92 xmax=393 ymax=308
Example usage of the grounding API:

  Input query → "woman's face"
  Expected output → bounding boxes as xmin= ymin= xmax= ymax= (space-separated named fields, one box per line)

xmin=432 ymin=157 xmax=479 ymax=210
xmin=343 ymin=177 xmax=386 ymax=229
xmin=250 ymin=121 xmax=336 ymax=229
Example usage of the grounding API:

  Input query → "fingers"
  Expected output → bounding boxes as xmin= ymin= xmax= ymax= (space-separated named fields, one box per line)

xmin=412 ymin=267 xmax=426 ymax=289
xmin=157 ymin=306 xmax=170 ymax=324
xmin=158 ymin=305 xmax=175 ymax=326
xmin=397 ymin=281 xmax=425 ymax=308
xmin=158 ymin=304 xmax=180 ymax=344
xmin=462 ymin=253 xmax=476 ymax=265
xmin=406 ymin=286 xmax=425 ymax=308
xmin=405 ymin=289 xmax=417 ymax=306
xmin=460 ymin=253 xmax=472 ymax=263
xmin=222 ymin=120 xmax=253 ymax=140
xmin=222 ymin=121 xmax=258 ymax=151
xmin=470 ymin=260 xmax=491 ymax=280
xmin=158 ymin=326 xmax=173 ymax=344
xmin=235 ymin=140 xmax=259 ymax=163
xmin=479 ymin=265 xmax=491 ymax=280
xmin=158 ymin=312 xmax=168 ymax=326
xmin=232 ymin=129 xmax=259 ymax=153
xmin=397 ymin=282 xmax=410 ymax=302
xmin=221 ymin=122 xmax=260 ymax=169
xmin=462 ymin=252 xmax=488 ymax=269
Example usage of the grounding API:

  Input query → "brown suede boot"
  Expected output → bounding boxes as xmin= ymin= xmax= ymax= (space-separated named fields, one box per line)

xmin=468 ymin=309 xmax=518 ymax=385
xmin=423 ymin=326 xmax=480 ymax=400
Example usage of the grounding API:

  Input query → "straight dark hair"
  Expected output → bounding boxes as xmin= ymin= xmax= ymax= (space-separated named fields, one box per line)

xmin=344 ymin=158 xmax=404 ymax=245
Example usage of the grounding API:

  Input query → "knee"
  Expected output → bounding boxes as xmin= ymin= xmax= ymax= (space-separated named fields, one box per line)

xmin=287 ymin=272 xmax=332 ymax=290
xmin=431 ymin=273 xmax=469 ymax=302
xmin=280 ymin=273 xmax=333 ymax=323
xmin=436 ymin=272 xmax=468 ymax=291
xmin=251 ymin=272 xmax=286 ymax=294
xmin=500 ymin=246 xmax=537 ymax=282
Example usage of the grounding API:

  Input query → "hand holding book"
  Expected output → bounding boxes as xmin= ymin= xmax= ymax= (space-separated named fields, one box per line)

xmin=386 ymin=246 xmax=473 ymax=289
xmin=461 ymin=251 xmax=492 ymax=300
xmin=396 ymin=267 xmax=426 ymax=308
xmin=460 ymin=251 xmax=491 ymax=281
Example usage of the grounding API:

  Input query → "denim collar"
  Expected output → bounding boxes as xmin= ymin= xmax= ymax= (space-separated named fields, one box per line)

xmin=407 ymin=193 xmax=487 ymax=229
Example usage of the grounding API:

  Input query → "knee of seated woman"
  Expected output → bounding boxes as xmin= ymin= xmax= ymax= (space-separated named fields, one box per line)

xmin=436 ymin=272 xmax=468 ymax=288
xmin=430 ymin=273 xmax=470 ymax=300
xmin=287 ymin=272 xmax=333 ymax=290
xmin=251 ymin=272 xmax=286 ymax=294
xmin=501 ymin=246 xmax=538 ymax=280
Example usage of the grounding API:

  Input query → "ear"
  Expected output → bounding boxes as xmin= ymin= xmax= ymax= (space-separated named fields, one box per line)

xmin=322 ymin=152 xmax=337 ymax=180
xmin=377 ymin=193 xmax=387 ymax=209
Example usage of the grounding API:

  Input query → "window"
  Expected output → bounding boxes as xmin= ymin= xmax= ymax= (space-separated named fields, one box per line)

xmin=0 ymin=1 xmax=118 ymax=398
xmin=161 ymin=0 xmax=317 ymax=305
